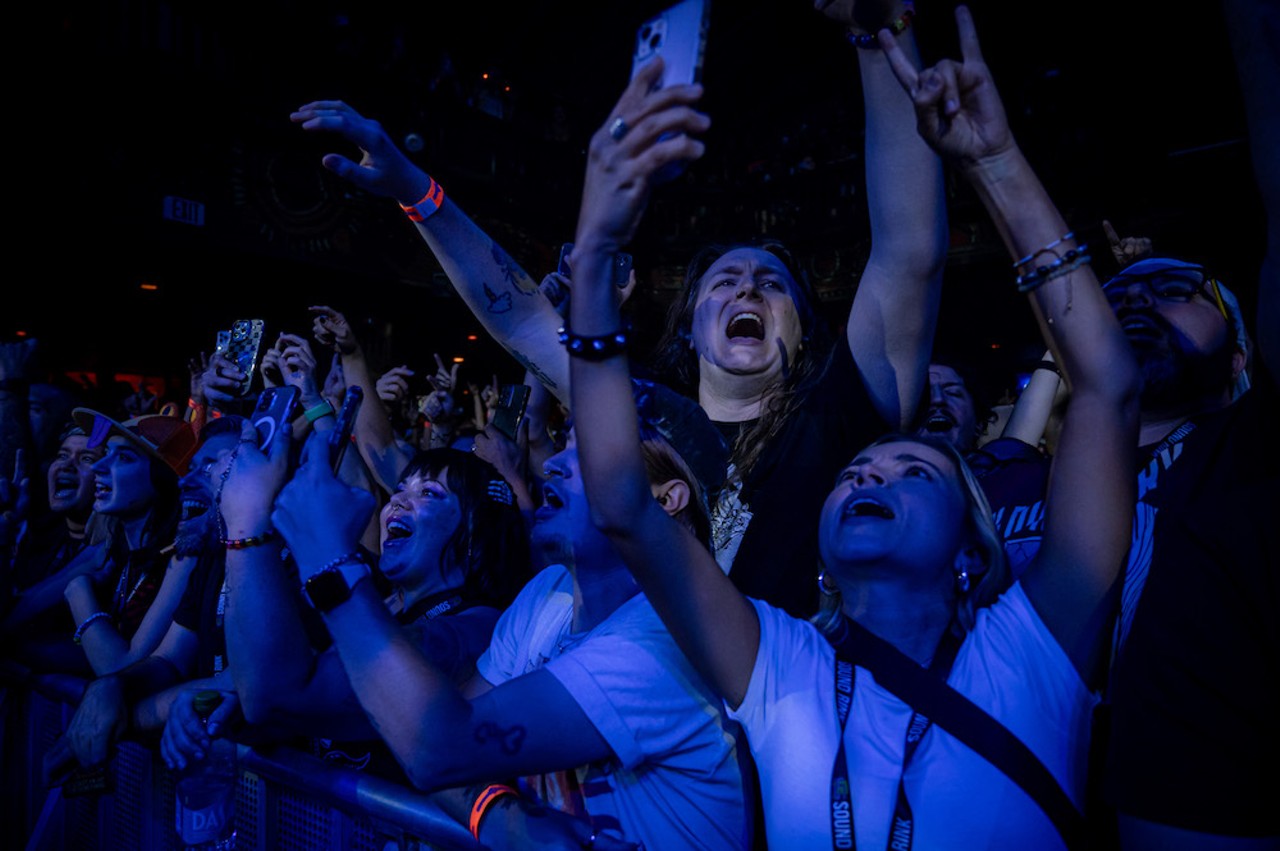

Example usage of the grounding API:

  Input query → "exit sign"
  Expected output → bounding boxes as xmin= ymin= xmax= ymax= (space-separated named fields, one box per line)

xmin=163 ymin=196 xmax=205 ymax=226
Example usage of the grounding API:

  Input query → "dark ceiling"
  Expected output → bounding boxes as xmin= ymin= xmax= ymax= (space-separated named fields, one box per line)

xmin=17 ymin=0 xmax=1263 ymax=401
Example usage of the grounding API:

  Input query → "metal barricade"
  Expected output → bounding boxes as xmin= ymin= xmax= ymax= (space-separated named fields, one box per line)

xmin=4 ymin=676 xmax=481 ymax=851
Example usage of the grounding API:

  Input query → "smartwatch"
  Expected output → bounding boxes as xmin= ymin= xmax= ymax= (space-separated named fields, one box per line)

xmin=304 ymin=557 xmax=371 ymax=613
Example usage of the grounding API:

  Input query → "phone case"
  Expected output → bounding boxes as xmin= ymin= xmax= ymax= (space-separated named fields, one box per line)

xmin=630 ymin=0 xmax=710 ymax=183
xmin=491 ymin=384 xmax=531 ymax=441
xmin=630 ymin=0 xmax=710 ymax=91
xmin=251 ymin=385 xmax=300 ymax=450
xmin=330 ymin=386 xmax=364 ymax=472
xmin=216 ymin=319 xmax=266 ymax=397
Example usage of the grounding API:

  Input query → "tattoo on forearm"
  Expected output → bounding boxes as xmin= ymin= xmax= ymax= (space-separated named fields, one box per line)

xmin=483 ymin=281 xmax=514 ymax=314
xmin=511 ymin=351 xmax=558 ymax=391
xmin=489 ymin=243 xmax=539 ymax=296
xmin=474 ymin=721 xmax=526 ymax=755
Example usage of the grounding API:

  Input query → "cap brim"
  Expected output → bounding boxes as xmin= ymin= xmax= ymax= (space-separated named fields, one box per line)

xmin=71 ymin=407 xmax=177 ymax=475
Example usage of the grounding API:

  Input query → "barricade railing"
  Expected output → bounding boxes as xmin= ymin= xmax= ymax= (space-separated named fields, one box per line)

xmin=2 ymin=668 xmax=481 ymax=851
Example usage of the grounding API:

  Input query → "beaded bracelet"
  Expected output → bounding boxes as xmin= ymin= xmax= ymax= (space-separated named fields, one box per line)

xmin=399 ymin=177 xmax=445 ymax=223
xmin=223 ymin=529 xmax=279 ymax=550
xmin=73 ymin=611 xmax=112 ymax=644
xmin=312 ymin=549 xmax=365 ymax=579
xmin=1013 ymin=232 xmax=1076 ymax=271
xmin=558 ymin=323 xmax=631 ymax=361
xmin=469 ymin=784 xmax=519 ymax=841
xmin=303 ymin=400 xmax=335 ymax=423
xmin=1016 ymin=248 xmax=1092 ymax=293
xmin=845 ymin=1 xmax=915 ymax=48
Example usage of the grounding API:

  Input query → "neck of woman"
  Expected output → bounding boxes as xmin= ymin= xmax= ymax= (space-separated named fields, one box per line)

xmin=698 ymin=371 xmax=779 ymax=423
xmin=839 ymin=582 xmax=957 ymax=667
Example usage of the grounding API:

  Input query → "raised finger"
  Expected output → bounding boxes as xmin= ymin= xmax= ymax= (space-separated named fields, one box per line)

xmin=955 ymin=5 xmax=985 ymax=65
xmin=880 ymin=26 xmax=922 ymax=92
xmin=1102 ymin=219 xmax=1121 ymax=247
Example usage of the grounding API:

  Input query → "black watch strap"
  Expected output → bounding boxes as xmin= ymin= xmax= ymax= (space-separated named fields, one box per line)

xmin=304 ymin=558 xmax=371 ymax=613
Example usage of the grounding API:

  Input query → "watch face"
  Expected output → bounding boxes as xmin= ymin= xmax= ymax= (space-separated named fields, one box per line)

xmin=305 ymin=568 xmax=352 ymax=613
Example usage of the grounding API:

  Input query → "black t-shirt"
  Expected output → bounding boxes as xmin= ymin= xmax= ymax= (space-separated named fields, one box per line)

xmin=713 ymin=335 xmax=888 ymax=618
xmin=967 ymin=437 xmax=1053 ymax=580
xmin=172 ymin=549 xmax=227 ymax=678
xmin=1104 ymin=376 xmax=1280 ymax=834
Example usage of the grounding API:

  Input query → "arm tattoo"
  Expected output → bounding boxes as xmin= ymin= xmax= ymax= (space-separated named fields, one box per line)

xmin=489 ymin=242 xmax=540 ymax=296
xmin=482 ymin=281 xmax=514 ymax=314
xmin=474 ymin=721 xmax=527 ymax=755
xmin=510 ymin=350 xmax=558 ymax=391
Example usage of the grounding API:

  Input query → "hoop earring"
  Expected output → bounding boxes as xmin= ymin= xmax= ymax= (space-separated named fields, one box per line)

xmin=954 ymin=566 xmax=971 ymax=595
xmin=817 ymin=572 xmax=840 ymax=597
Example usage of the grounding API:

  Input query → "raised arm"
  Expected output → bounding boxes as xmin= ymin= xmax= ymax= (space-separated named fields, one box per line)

xmin=270 ymin=432 xmax=612 ymax=790
xmin=310 ymin=305 xmax=414 ymax=493
xmin=566 ymin=58 xmax=760 ymax=709
xmin=819 ymin=2 xmax=949 ymax=429
xmin=292 ymin=103 xmax=570 ymax=405
xmin=884 ymin=6 xmax=1140 ymax=680
xmin=210 ymin=418 xmax=371 ymax=735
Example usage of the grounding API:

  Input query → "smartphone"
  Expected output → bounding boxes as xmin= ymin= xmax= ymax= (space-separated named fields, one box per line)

xmin=490 ymin=383 xmax=532 ymax=442
xmin=215 ymin=319 xmax=266 ymax=397
xmin=251 ymin=385 xmax=300 ymax=451
xmin=630 ymin=0 xmax=710 ymax=183
xmin=329 ymin=386 xmax=363 ymax=473
xmin=559 ymin=243 xmax=633 ymax=287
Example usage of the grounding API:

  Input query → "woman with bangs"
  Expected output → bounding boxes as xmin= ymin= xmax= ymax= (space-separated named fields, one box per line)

xmin=566 ymin=7 xmax=1139 ymax=849
xmin=188 ymin=431 xmax=531 ymax=781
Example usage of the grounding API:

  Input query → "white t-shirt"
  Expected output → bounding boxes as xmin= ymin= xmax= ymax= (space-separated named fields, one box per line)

xmin=478 ymin=565 xmax=751 ymax=850
xmin=729 ymin=583 xmax=1096 ymax=850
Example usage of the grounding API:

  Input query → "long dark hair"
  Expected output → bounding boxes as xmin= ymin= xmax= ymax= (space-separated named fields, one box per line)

xmin=649 ymin=239 xmax=833 ymax=484
xmin=398 ymin=448 xmax=531 ymax=609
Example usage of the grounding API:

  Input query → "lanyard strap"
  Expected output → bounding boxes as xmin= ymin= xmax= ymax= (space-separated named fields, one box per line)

xmin=829 ymin=616 xmax=1086 ymax=850
xmin=829 ymin=625 xmax=961 ymax=851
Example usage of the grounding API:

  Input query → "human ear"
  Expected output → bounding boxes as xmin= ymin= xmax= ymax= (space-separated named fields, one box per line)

xmin=652 ymin=479 xmax=691 ymax=516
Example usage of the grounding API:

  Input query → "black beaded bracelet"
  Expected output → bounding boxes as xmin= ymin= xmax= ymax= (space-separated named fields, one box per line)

xmin=558 ymin=323 xmax=631 ymax=361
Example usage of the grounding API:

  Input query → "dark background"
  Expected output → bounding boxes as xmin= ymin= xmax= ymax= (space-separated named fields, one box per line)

xmin=14 ymin=0 xmax=1263 ymax=406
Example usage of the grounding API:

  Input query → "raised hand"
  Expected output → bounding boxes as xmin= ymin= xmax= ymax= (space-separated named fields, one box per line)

xmin=880 ymin=5 xmax=1014 ymax=170
xmin=271 ymin=430 xmax=377 ymax=579
xmin=575 ymin=56 xmax=710 ymax=255
xmin=214 ymin=418 xmax=292 ymax=541
xmin=308 ymin=305 xmax=358 ymax=356
xmin=187 ymin=352 xmax=210 ymax=404
xmin=290 ymin=101 xmax=433 ymax=206
xmin=276 ymin=333 xmax=322 ymax=400
xmin=259 ymin=343 xmax=284 ymax=389
xmin=1102 ymin=219 xmax=1155 ymax=267
xmin=428 ymin=353 xmax=460 ymax=395
xmin=202 ymin=350 xmax=248 ymax=404
xmin=375 ymin=365 xmax=414 ymax=405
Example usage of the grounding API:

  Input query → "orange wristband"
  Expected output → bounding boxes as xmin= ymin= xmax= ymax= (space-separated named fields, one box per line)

xmin=469 ymin=783 xmax=518 ymax=841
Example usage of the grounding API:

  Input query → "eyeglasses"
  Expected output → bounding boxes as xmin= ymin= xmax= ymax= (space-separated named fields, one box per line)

xmin=1102 ymin=266 xmax=1229 ymax=321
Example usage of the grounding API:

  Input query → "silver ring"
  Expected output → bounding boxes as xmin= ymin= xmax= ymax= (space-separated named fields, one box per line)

xmin=609 ymin=116 xmax=629 ymax=141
